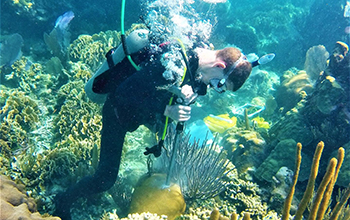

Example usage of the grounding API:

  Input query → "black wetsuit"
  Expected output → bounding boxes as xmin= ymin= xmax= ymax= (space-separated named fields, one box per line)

xmin=54 ymin=46 xmax=199 ymax=220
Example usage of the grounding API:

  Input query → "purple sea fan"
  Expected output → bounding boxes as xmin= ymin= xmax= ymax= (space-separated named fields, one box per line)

xmin=44 ymin=10 xmax=74 ymax=58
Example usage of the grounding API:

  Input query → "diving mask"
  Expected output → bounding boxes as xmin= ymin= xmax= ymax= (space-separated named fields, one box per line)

xmin=209 ymin=53 xmax=246 ymax=93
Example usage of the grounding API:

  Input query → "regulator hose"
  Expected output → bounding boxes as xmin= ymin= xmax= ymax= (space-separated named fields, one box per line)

xmin=121 ymin=0 xmax=141 ymax=71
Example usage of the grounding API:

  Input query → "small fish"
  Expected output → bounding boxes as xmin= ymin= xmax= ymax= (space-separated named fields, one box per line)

xmin=55 ymin=11 xmax=75 ymax=30
xmin=0 ymin=33 xmax=23 ymax=67
xmin=345 ymin=1 xmax=350 ymax=17
xmin=258 ymin=53 xmax=275 ymax=65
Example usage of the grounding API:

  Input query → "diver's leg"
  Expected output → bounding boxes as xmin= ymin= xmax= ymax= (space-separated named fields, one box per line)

xmin=54 ymin=98 xmax=126 ymax=220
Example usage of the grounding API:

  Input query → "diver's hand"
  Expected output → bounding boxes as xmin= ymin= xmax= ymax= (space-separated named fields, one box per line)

xmin=179 ymin=84 xmax=197 ymax=105
xmin=164 ymin=104 xmax=191 ymax=122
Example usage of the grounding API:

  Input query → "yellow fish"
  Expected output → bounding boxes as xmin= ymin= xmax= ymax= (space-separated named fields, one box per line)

xmin=252 ymin=116 xmax=270 ymax=129
xmin=203 ymin=113 xmax=237 ymax=133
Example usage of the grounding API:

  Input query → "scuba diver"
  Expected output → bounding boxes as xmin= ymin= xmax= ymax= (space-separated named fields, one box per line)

xmin=54 ymin=28 xmax=274 ymax=220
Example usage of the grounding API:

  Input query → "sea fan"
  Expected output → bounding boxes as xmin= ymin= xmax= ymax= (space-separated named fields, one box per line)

xmin=154 ymin=125 xmax=233 ymax=200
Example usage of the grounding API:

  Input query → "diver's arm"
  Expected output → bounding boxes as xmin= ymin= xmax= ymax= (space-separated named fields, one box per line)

xmin=84 ymin=29 xmax=150 ymax=103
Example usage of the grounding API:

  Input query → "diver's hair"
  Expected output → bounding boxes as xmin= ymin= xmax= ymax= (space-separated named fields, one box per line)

xmin=216 ymin=47 xmax=252 ymax=91
xmin=216 ymin=47 xmax=242 ymax=75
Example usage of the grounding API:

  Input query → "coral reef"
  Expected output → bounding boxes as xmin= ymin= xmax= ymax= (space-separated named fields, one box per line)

xmin=275 ymin=69 xmax=313 ymax=114
xmin=255 ymin=139 xmax=304 ymax=183
xmin=269 ymin=102 xmax=313 ymax=148
xmin=222 ymin=172 xmax=269 ymax=218
xmin=52 ymin=80 xmax=102 ymax=145
xmin=0 ymin=175 xmax=60 ymax=220
xmin=100 ymin=212 xmax=164 ymax=220
xmin=3 ymin=57 xmax=54 ymax=97
xmin=221 ymin=127 xmax=266 ymax=174
xmin=301 ymin=41 xmax=350 ymax=150
xmin=68 ymin=24 xmax=146 ymax=72
xmin=0 ymin=88 xmax=40 ymax=157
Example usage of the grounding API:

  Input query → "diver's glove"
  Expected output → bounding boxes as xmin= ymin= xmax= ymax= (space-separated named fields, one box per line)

xmin=144 ymin=140 xmax=163 ymax=157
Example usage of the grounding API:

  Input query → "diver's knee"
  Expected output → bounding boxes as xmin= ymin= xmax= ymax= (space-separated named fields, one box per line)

xmin=94 ymin=169 xmax=118 ymax=191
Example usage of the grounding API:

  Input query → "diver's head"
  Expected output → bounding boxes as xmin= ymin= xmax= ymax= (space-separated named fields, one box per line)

xmin=215 ymin=47 xmax=252 ymax=92
xmin=196 ymin=47 xmax=252 ymax=93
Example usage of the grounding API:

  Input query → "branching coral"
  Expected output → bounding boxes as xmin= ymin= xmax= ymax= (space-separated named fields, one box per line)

xmin=223 ymin=178 xmax=268 ymax=217
xmin=38 ymin=147 xmax=85 ymax=187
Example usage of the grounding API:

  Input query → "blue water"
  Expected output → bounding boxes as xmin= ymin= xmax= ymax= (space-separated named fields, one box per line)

xmin=1 ymin=0 xmax=349 ymax=219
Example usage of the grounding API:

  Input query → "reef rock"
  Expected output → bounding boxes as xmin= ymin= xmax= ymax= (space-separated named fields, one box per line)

xmin=255 ymin=139 xmax=311 ymax=183
xmin=269 ymin=110 xmax=313 ymax=147
xmin=221 ymin=127 xmax=266 ymax=174
xmin=301 ymin=41 xmax=350 ymax=150
xmin=0 ymin=175 xmax=60 ymax=220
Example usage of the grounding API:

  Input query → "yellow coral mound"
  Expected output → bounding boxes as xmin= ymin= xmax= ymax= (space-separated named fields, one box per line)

xmin=129 ymin=173 xmax=186 ymax=220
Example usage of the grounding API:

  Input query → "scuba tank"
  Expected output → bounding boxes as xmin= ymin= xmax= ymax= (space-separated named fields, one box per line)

xmin=84 ymin=29 xmax=150 ymax=103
